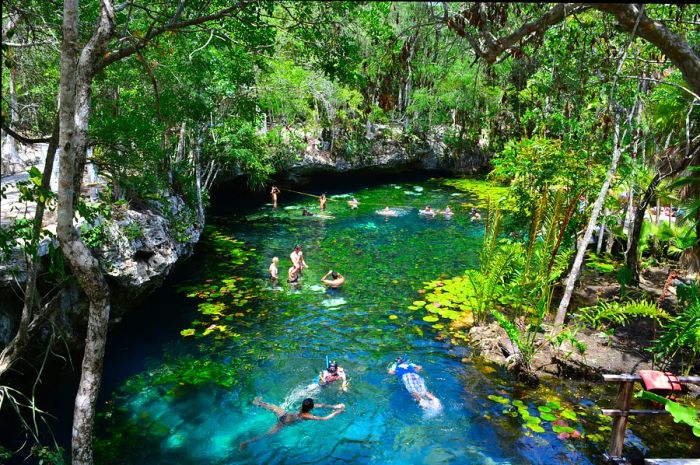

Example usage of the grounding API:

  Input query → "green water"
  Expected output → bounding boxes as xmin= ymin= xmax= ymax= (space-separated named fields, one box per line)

xmin=94 ymin=178 xmax=698 ymax=464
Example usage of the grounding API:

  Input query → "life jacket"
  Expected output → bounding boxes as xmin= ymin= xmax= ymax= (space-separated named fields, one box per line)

xmin=394 ymin=362 xmax=417 ymax=378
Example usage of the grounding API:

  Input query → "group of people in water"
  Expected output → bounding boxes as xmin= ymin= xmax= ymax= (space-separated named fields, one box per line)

xmin=240 ymin=356 xmax=440 ymax=450
xmin=244 ymin=185 xmax=454 ymax=450
xmin=271 ymin=184 xmax=483 ymax=222
xmin=268 ymin=245 xmax=345 ymax=288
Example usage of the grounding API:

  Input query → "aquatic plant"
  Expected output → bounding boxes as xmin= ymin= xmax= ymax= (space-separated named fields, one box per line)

xmin=486 ymin=394 xmax=591 ymax=439
xmin=439 ymin=177 xmax=514 ymax=210
xmin=636 ymin=390 xmax=700 ymax=437
xmin=176 ymin=226 xmax=258 ymax=338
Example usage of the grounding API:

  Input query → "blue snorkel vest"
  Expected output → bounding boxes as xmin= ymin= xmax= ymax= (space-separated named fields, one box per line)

xmin=394 ymin=362 xmax=416 ymax=378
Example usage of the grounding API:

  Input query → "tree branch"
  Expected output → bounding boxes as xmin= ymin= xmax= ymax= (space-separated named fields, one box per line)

xmin=98 ymin=0 xmax=255 ymax=70
xmin=1 ymin=122 xmax=52 ymax=144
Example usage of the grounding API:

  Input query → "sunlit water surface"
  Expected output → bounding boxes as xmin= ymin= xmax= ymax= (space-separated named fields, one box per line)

xmin=94 ymin=177 xmax=697 ymax=465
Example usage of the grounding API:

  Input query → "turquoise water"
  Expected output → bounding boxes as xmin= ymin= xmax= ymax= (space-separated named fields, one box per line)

xmin=94 ymin=177 xmax=695 ymax=464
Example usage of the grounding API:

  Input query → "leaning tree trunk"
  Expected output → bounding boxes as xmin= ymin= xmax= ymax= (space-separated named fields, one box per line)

xmin=554 ymin=113 xmax=624 ymax=326
xmin=57 ymin=1 xmax=115 ymax=464
xmin=0 ymin=117 xmax=60 ymax=376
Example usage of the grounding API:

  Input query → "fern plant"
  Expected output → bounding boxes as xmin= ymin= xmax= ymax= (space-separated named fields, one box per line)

xmin=654 ymin=283 xmax=700 ymax=375
xmin=577 ymin=300 xmax=669 ymax=331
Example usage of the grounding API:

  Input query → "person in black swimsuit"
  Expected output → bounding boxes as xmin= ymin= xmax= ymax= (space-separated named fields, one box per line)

xmin=239 ymin=397 xmax=344 ymax=450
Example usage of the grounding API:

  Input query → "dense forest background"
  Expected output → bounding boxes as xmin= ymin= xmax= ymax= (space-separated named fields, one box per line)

xmin=1 ymin=2 xmax=699 ymax=464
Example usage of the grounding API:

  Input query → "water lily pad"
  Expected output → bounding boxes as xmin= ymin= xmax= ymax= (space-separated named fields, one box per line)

xmin=487 ymin=395 xmax=511 ymax=405
xmin=540 ymin=412 xmax=557 ymax=422
xmin=422 ymin=315 xmax=439 ymax=323
xmin=180 ymin=328 xmax=195 ymax=337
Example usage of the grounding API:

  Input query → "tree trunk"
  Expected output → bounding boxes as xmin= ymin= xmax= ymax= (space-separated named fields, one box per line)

xmin=554 ymin=113 xmax=624 ymax=326
xmin=57 ymin=2 xmax=115 ymax=464
xmin=0 ymin=116 xmax=60 ymax=376
xmin=597 ymin=209 xmax=607 ymax=254
xmin=2 ymin=64 xmax=21 ymax=172
xmin=626 ymin=174 xmax=661 ymax=285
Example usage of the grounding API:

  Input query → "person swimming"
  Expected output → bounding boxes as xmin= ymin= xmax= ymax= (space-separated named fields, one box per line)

xmin=388 ymin=356 xmax=441 ymax=408
xmin=443 ymin=206 xmax=453 ymax=216
xmin=239 ymin=397 xmax=345 ymax=450
xmin=321 ymin=270 xmax=345 ymax=288
xmin=377 ymin=206 xmax=398 ymax=217
xmin=318 ymin=360 xmax=349 ymax=392
xmin=470 ymin=207 xmax=481 ymax=221
xmin=348 ymin=198 xmax=359 ymax=209
xmin=419 ymin=206 xmax=436 ymax=216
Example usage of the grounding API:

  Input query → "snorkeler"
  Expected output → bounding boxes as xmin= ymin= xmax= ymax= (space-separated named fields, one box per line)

xmin=239 ymin=397 xmax=345 ymax=450
xmin=302 ymin=208 xmax=314 ymax=217
xmin=348 ymin=198 xmax=359 ymax=209
xmin=321 ymin=270 xmax=345 ymax=288
xmin=319 ymin=360 xmax=349 ymax=392
xmin=388 ymin=356 xmax=441 ymax=408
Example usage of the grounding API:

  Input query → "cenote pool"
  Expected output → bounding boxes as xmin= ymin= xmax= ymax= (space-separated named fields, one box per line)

xmin=92 ymin=175 xmax=699 ymax=465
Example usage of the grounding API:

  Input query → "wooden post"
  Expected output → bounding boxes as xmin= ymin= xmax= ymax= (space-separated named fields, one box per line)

xmin=609 ymin=380 xmax=634 ymax=460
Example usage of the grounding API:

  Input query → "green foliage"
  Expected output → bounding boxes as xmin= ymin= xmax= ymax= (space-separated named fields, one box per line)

xmin=576 ymin=300 xmax=669 ymax=331
xmin=636 ymin=390 xmax=700 ymax=437
xmin=31 ymin=446 xmax=66 ymax=465
xmin=654 ymin=284 xmax=700 ymax=374
xmin=585 ymin=252 xmax=618 ymax=274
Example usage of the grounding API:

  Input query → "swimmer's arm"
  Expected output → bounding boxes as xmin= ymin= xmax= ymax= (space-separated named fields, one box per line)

xmin=314 ymin=403 xmax=344 ymax=409
xmin=302 ymin=409 xmax=344 ymax=421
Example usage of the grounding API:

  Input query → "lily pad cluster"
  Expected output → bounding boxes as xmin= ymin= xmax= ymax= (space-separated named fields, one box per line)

xmin=410 ymin=275 xmax=476 ymax=326
xmin=486 ymin=394 xmax=607 ymax=441
xmin=439 ymin=177 xmax=513 ymax=210
xmin=176 ymin=227 xmax=259 ymax=339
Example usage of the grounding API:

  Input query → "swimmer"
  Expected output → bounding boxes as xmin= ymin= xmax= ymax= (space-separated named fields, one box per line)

xmin=320 ymin=193 xmax=327 ymax=211
xmin=302 ymin=208 xmax=314 ymax=217
xmin=388 ymin=356 xmax=440 ymax=408
xmin=239 ymin=397 xmax=344 ymax=450
xmin=419 ymin=206 xmax=436 ymax=216
xmin=269 ymin=257 xmax=279 ymax=281
xmin=443 ymin=206 xmax=453 ymax=216
xmin=288 ymin=266 xmax=300 ymax=284
xmin=377 ymin=206 xmax=398 ymax=217
xmin=321 ymin=270 xmax=345 ymax=288
xmin=470 ymin=207 xmax=481 ymax=222
xmin=270 ymin=186 xmax=280 ymax=208
xmin=348 ymin=198 xmax=359 ymax=209
xmin=290 ymin=245 xmax=308 ymax=274
xmin=319 ymin=360 xmax=349 ymax=392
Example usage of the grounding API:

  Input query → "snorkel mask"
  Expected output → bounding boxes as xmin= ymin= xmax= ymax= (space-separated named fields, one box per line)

xmin=328 ymin=360 xmax=339 ymax=373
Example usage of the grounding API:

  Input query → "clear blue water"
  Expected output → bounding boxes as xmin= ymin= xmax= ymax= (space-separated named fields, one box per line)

xmin=92 ymin=177 xmax=697 ymax=465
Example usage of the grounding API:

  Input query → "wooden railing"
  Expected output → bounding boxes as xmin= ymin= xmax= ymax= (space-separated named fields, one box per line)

xmin=601 ymin=373 xmax=700 ymax=465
